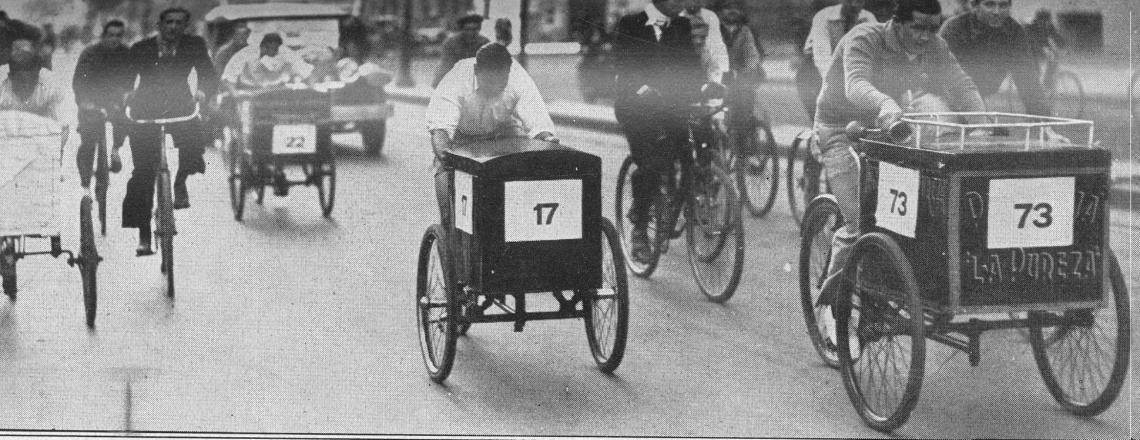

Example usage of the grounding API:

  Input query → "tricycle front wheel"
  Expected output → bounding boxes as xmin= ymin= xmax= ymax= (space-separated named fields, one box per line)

xmin=836 ymin=232 xmax=925 ymax=433
xmin=416 ymin=224 xmax=458 ymax=383
xmin=1029 ymin=250 xmax=1129 ymax=416
xmin=583 ymin=218 xmax=629 ymax=373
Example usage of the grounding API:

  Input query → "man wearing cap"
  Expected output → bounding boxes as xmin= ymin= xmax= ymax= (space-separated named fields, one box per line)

xmin=426 ymin=43 xmax=557 ymax=233
xmin=432 ymin=14 xmax=491 ymax=88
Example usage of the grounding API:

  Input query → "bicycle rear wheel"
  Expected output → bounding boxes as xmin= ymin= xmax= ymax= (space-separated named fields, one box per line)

xmin=614 ymin=156 xmax=666 ymax=277
xmin=799 ymin=196 xmax=842 ymax=368
xmin=686 ymin=162 xmax=744 ymax=303
xmin=737 ymin=122 xmax=778 ymax=218
xmin=1050 ymin=70 xmax=1085 ymax=119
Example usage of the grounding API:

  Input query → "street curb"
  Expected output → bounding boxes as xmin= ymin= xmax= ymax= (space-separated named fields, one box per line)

xmin=387 ymin=86 xmax=1137 ymax=209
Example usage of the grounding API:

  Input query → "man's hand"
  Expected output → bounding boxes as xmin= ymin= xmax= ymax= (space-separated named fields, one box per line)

xmin=535 ymin=131 xmax=560 ymax=144
xmin=877 ymin=100 xmax=904 ymax=129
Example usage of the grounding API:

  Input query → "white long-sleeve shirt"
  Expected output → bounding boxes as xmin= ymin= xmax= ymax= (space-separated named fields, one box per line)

xmin=804 ymin=4 xmax=877 ymax=77
xmin=426 ymin=58 xmax=555 ymax=141
xmin=681 ymin=8 xmax=730 ymax=84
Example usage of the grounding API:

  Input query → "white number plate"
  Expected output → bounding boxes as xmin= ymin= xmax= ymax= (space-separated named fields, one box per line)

xmin=272 ymin=124 xmax=317 ymax=155
xmin=874 ymin=162 xmax=920 ymax=238
xmin=454 ymin=171 xmax=474 ymax=234
xmin=504 ymin=179 xmax=582 ymax=242
xmin=987 ymin=177 xmax=1074 ymax=249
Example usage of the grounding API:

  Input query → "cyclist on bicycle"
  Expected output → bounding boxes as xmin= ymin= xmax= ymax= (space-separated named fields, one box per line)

xmin=426 ymin=43 xmax=557 ymax=233
xmin=122 ymin=7 xmax=218 ymax=255
xmin=939 ymin=0 xmax=1052 ymax=117
xmin=611 ymin=0 xmax=704 ymax=263
xmin=813 ymin=0 xmax=984 ymax=339
xmin=1024 ymin=8 xmax=1066 ymax=90
xmin=73 ymin=20 xmax=132 ymax=188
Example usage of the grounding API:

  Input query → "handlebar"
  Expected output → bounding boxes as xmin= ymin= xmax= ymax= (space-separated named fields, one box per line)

xmin=845 ymin=120 xmax=913 ymax=143
xmin=125 ymin=102 xmax=201 ymax=126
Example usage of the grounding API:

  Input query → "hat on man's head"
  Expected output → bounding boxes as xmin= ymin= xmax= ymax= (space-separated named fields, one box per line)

xmin=474 ymin=42 xmax=511 ymax=71
xmin=457 ymin=14 xmax=484 ymax=28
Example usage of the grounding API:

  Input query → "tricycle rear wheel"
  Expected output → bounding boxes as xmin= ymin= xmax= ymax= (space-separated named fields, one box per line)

xmin=1029 ymin=250 xmax=1129 ymax=416
xmin=799 ymin=195 xmax=842 ymax=368
xmin=584 ymin=218 xmax=629 ymax=373
xmin=416 ymin=225 xmax=458 ymax=383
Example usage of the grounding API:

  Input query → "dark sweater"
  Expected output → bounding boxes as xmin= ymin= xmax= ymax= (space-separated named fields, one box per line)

xmin=939 ymin=13 xmax=1050 ymax=116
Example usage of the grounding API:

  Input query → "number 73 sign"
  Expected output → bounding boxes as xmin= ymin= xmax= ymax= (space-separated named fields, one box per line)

xmin=987 ymin=177 xmax=1074 ymax=249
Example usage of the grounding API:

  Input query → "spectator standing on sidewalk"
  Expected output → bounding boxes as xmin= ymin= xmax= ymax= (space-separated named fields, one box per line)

xmin=939 ymin=0 xmax=1051 ymax=116
xmin=73 ymin=20 xmax=132 ymax=189
xmin=432 ymin=14 xmax=490 ymax=88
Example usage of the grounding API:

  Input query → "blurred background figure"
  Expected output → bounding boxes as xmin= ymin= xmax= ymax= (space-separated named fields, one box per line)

xmin=74 ymin=19 xmax=132 ymax=186
xmin=576 ymin=23 xmax=613 ymax=103
xmin=39 ymin=23 xmax=55 ymax=70
xmin=432 ymin=13 xmax=489 ymax=88
xmin=213 ymin=23 xmax=250 ymax=74
xmin=494 ymin=18 xmax=512 ymax=46
xmin=799 ymin=0 xmax=877 ymax=122
xmin=681 ymin=0 xmax=730 ymax=85
xmin=1024 ymin=8 xmax=1066 ymax=89
xmin=720 ymin=5 xmax=768 ymax=139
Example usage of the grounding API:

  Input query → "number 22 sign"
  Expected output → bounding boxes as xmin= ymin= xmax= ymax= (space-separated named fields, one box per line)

xmin=987 ymin=177 xmax=1074 ymax=249
xmin=272 ymin=124 xmax=317 ymax=155
xmin=504 ymin=179 xmax=582 ymax=242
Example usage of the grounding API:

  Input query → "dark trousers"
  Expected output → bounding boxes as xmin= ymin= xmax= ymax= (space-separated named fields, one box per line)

xmin=615 ymin=98 xmax=689 ymax=229
xmin=76 ymin=109 xmax=127 ymax=187
xmin=121 ymin=119 xmax=206 ymax=228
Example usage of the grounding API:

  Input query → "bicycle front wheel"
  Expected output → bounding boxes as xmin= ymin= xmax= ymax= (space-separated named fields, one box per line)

xmin=583 ymin=218 xmax=630 ymax=373
xmin=685 ymin=162 xmax=744 ymax=303
xmin=799 ymin=196 xmax=842 ymax=368
xmin=615 ymin=156 xmax=666 ymax=277
xmin=156 ymin=172 xmax=175 ymax=299
xmin=737 ymin=123 xmax=778 ymax=218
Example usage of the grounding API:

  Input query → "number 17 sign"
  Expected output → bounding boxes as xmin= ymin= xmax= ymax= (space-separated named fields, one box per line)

xmin=504 ymin=179 xmax=582 ymax=242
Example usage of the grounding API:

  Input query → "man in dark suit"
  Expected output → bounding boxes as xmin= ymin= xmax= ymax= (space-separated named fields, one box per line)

xmin=122 ymin=7 xmax=218 ymax=255
xmin=611 ymin=0 xmax=704 ymax=262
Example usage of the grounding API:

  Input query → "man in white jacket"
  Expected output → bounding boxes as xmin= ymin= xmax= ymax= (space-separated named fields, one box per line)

xmin=681 ymin=0 xmax=730 ymax=85
xmin=804 ymin=0 xmax=877 ymax=85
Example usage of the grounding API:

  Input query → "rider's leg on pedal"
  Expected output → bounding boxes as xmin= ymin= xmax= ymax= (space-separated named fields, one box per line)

xmin=171 ymin=120 xmax=209 ymax=210
xmin=123 ymin=125 xmax=161 ymax=256
xmin=814 ymin=123 xmax=862 ymax=348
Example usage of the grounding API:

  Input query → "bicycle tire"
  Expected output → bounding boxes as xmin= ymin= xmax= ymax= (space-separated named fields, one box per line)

xmin=79 ymin=196 xmax=100 ymax=327
xmin=614 ymin=156 xmax=664 ymax=278
xmin=156 ymin=171 xmax=175 ymax=299
xmin=416 ymin=224 xmax=458 ymax=383
xmin=583 ymin=218 xmax=630 ymax=373
xmin=686 ymin=162 xmax=744 ymax=303
xmin=94 ymin=132 xmax=109 ymax=236
xmin=787 ymin=130 xmax=824 ymax=225
xmin=738 ymin=122 xmax=779 ymax=218
xmin=799 ymin=195 xmax=842 ymax=368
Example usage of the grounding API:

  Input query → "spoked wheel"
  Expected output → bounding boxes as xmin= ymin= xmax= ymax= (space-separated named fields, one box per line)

xmin=583 ymin=218 xmax=630 ymax=373
xmin=156 ymin=173 xmax=175 ymax=299
xmin=1049 ymin=70 xmax=1085 ymax=119
xmin=685 ymin=162 xmax=744 ymax=303
xmin=787 ymin=130 xmax=826 ymax=224
xmin=78 ymin=196 xmax=100 ymax=328
xmin=316 ymin=157 xmax=336 ymax=217
xmin=799 ymin=196 xmax=842 ymax=368
xmin=228 ymin=146 xmax=247 ymax=221
xmin=614 ymin=156 xmax=667 ymax=278
xmin=94 ymin=137 xmax=109 ymax=236
xmin=1028 ymin=251 xmax=1129 ymax=416
xmin=835 ymin=232 xmax=925 ymax=433
xmin=416 ymin=224 xmax=458 ymax=383
xmin=737 ymin=122 xmax=779 ymax=218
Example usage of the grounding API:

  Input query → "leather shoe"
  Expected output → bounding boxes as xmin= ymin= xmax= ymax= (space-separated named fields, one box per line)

xmin=136 ymin=243 xmax=154 ymax=257
xmin=173 ymin=183 xmax=190 ymax=209
xmin=109 ymin=150 xmax=122 ymax=173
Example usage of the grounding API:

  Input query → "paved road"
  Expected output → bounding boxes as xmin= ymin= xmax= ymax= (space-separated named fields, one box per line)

xmin=1 ymin=96 xmax=1135 ymax=437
